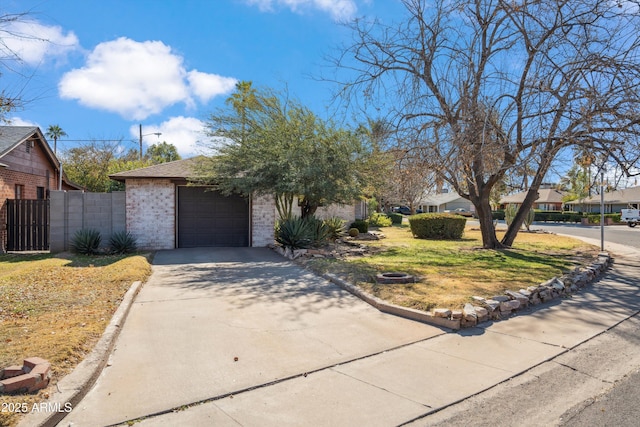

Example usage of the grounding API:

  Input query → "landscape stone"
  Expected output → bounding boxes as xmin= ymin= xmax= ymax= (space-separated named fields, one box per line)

xmin=483 ymin=300 xmax=500 ymax=312
xmin=434 ymin=308 xmax=452 ymax=318
xmin=463 ymin=303 xmax=477 ymax=321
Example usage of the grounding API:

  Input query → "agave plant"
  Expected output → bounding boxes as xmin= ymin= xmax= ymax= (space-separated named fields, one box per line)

xmin=70 ymin=228 xmax=102 ymax=255
xmin=109 ymin=230 xmax=138 ymax=254
xmin=275 ymin=217 xmax=313 ymax=249
xmin=323 ymin=216 xmax=346 ymax=241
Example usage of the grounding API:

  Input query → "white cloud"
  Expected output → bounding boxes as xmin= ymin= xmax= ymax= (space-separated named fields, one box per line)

xmin=6 ymin=117 xmax=38 ymax=127
xmin=0 ymin=20 xmax=79 ymax=65
xmin=187 ymin=70 xmax=237 ymax=103
xmin=245 ymin=0 xmax=357 ymax=21
xmin=59 ymin=37 xmax=236 ymax=120
xmin=132 ymin=116 xmax=206 ymax=158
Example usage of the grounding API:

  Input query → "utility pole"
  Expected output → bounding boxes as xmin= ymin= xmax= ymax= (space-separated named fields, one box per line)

xmin=139 ymin=124 xmax=162 ymax=161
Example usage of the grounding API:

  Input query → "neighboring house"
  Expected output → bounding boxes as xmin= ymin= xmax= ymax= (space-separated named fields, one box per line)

xmin=0 ymin=126 xmax=79 ymax=251
xmin=418 ymin=191 xmax=474 ymax=214
xmin=499 ymin=188 xmax=565 ymax=211
xmin=565 ymin=186 xmax=640 ymax=213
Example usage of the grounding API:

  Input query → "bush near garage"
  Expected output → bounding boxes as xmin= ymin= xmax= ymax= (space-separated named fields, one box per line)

xmin=408 ymin=213 xmax=466 ymax=240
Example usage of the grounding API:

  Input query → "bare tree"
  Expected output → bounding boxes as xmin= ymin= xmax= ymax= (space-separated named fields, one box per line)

xmin=331 ymin=0 xmax=640 ymax=248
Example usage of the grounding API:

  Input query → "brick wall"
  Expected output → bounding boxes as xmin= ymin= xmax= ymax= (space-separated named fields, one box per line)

xmin=315 ymin=203 xmax=357 ymax=224
xmin=252 ymin=194 xmax=276 ymax=247
xmin=125 ymin=179 xmax=175 ymax=250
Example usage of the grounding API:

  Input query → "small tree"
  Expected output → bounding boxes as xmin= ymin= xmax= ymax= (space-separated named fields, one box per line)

xmin=146 ymin=141 xmax=181 ymax=164
xmin=199 ymin=82 xmax=372 ymax=218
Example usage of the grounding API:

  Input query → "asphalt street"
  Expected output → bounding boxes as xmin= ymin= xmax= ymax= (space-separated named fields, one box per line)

xmin=530 ymin=222 xmax=640 ymax=251
xmin=414 ymin=221 xmax=640 ymax=427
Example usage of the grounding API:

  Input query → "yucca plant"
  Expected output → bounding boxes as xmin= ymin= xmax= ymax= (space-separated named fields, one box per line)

xmin=306 ymin=216 xmax=330 ymax=246
xmin=70 ymin=228 xmax=102 ymax=255
xmin=275 ymin=217 xmax=313 ymax=249
xmin=109 ymin=230 xmax=138 ymax=254
xmin=323 ymin=216 xmax=346 ymax=241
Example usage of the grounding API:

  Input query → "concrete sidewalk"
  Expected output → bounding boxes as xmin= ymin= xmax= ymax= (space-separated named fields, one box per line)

xmin=61 ymin=247 xmax=640 ymax=427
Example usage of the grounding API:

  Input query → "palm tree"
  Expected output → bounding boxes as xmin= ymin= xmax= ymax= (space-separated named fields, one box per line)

xmin=45 ymin=125 xmax=67 ymax=154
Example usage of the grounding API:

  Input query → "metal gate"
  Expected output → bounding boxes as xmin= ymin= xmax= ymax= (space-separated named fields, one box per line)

xmin=6 ymin=199 xmax=50 ymax=251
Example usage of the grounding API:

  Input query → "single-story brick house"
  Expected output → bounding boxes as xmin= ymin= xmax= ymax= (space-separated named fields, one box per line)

xmin=110 ymin=157 xmax=362 ymax=250
xmin=0 ymin=126 xmax=79 ymax=251
xmin=565 ymin=185 xmax=640 ymax=213
xmin=499 ymin=188 xmax=565 ymax=211
xmin=418 ymin=191 xmax=474 ymax=214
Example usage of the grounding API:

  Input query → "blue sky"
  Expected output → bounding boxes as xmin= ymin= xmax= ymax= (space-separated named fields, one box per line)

xmin=2 ymin=0 xmax=400 ymax=157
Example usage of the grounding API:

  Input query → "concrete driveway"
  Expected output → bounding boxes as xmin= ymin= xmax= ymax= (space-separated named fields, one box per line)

xmin=64 ymin=248 xmax=444 ymax=426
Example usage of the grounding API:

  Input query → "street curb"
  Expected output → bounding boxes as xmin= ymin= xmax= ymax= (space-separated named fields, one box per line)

xmin=17 ymin=280 xmax=144 ymax=427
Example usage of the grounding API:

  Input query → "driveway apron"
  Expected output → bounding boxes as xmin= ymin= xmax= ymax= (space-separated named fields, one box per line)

xmin=64 ymin=247 xmax=444 ymax=426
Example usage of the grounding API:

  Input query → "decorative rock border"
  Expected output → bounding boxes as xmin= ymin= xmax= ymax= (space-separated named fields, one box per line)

xmin=432 ymin=252 xmax=613 ymax=329
xmin=0 ymin=357 xmax=51 ymax=394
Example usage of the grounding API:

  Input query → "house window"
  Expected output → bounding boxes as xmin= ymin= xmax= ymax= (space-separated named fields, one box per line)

xmin=15 ymin=184 xmax=24 ymax=199
xmin=37 ymin=186 xmax=45 ymax=199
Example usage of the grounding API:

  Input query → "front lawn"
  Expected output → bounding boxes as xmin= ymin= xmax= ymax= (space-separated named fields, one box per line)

xmin=0 ymin=252 xmax=152 ymax=427
xmin=307 ymin=225 xmax=599 ymax=312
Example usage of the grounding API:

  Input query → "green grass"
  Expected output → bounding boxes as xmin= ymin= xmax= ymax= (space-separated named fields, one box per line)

xmin=307 ymin=225 xmax=598 ymax=311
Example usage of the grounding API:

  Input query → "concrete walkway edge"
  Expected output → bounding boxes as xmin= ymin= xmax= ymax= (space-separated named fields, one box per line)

xmin=17 ymin=280 xmax=144 ymax=427
xmin=323 ymin=273 xmax=460 ymax=330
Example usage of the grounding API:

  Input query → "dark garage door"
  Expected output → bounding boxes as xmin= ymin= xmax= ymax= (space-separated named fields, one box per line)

xmin=177 ymin=187 xmax=250 ymax=247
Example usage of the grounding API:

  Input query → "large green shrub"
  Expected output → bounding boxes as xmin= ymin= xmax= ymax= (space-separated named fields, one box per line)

xmin=368 ymin=212 xmax=392 ymax=227
xmin=350 ymin=219 xmax=369 ymax=233
xmin=71 ymin=228 xmax=102 ymax=255
xmin=408 ymin=213 xmax=466 ymax=240
xmin=109 ymin=230 xmax=137 ymax=254
xmin=388 ymin=212 xmax=403 ymax=225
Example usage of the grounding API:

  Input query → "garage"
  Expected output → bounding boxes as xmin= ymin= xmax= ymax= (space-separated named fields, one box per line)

xmin=177 ymin=186 xmax=250 ymax=247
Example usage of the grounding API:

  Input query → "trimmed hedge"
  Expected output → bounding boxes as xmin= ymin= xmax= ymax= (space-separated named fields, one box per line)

xmin=586 ymin=213 xmax=621 ymax=224
xmin=408 ymin=213 xmax=466 ymax=240
xmin=350 ymin=219 xmax=369 ymax=233
xmin=388 ymin=213 xmax=403 ymax=225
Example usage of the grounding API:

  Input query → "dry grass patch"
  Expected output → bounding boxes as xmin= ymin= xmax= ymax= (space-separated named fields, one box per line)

xmin=0 ymin=252 xmax=151 ymax=427
xmin=308 ymin=225 xmax=599 ymax=312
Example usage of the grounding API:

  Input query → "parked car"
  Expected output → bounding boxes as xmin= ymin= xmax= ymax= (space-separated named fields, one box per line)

xmin=392 ymin=206 xmax=423 ymax=215
xmin=445 ymin=208 xmax=474 ymax=217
